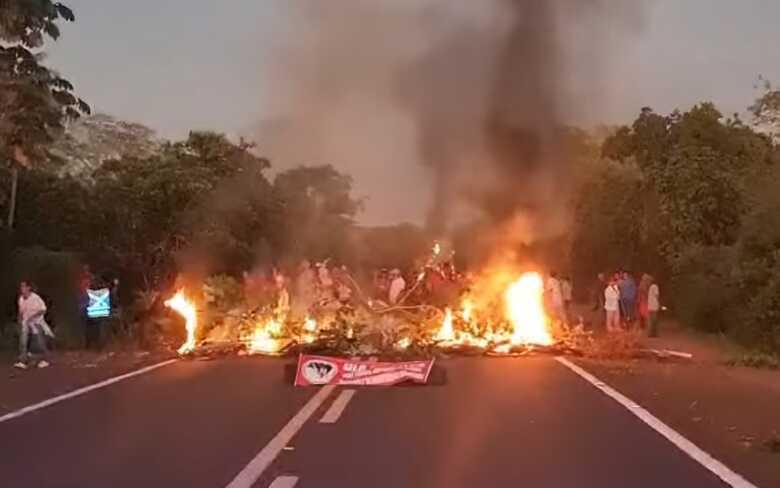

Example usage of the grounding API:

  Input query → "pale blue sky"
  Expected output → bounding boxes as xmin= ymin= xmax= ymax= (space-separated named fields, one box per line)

xmin=46 ymin=1 xmax=780 ymax=224
xmin=48 ymin=0 xmax=780 ymax=138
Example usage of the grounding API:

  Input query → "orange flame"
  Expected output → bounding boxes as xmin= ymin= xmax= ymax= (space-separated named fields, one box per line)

xmin=165 ymin=291 xmax=198 ymax=355
xmin=460 ymin=299 xmax=473 ymax=322
xmin=505 ymin=272 xmax=553 ymax=346
xmin=301 ymin=317 xmax=317 ymax=344
xmin=435 ymin=308 xmax=455 ymax=342
xmin=248 ymin=318 xmax=284 ymax=354
xmin=303 ymin=317 xmax=317 ymax=332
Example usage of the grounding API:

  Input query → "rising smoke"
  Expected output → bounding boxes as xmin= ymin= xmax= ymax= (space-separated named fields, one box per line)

xmin=253 ymin=0 xmax=643 ymax=240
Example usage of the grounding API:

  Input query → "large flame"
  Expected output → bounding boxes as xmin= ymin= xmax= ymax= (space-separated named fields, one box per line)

xmin=431 ymin=270 xmax=554 ymax=350
xmin=506 ymin=272 xmax=553 ymax=346
xmin=165 ymin=291 xmax=198 ymax=355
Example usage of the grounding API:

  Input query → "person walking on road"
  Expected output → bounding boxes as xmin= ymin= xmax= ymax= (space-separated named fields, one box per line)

xmin=15 ymin=281 xmax=53 ymax=369
xmin=647 ymin=277 xmax=661 ymax=337
xmin=604 ymin=276 xmax=621 ymax=333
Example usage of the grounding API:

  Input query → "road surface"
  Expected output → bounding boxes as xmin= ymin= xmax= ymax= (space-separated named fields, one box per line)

xmin=0 ymin=356 xmax=734 ymax=487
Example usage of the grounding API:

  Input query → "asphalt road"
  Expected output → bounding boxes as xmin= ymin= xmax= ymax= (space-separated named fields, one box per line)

xmin=0 ymin=356 xmax=730 ymax=488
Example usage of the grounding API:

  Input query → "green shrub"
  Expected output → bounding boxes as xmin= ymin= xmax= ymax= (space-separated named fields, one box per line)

xmin=669 ymin=245 xmax=737 ymax=334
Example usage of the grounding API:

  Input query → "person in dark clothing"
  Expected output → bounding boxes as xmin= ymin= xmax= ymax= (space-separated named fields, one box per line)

xmin=592 ymin=273 xmax=607 ymax=325
xmin=618 ymin=271 xmax=637 ymax=326
xmin=79 ymin=266 xmax=101 ymax=350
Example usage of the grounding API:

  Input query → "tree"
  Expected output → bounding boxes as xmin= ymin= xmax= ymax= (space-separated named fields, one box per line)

xmin=602 ymin=104 xmax=773 ymax=263
xmin=89 ymin=132 xmax=272 ymax=288
xmin=273 ymin=165 xmax=363 ymax=263
xmin=0 ymin=0 xmax=89 ymax=230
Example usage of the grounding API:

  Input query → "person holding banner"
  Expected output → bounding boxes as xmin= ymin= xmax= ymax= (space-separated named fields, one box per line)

xmin=14 ymin=281 xmax=53 ymax=369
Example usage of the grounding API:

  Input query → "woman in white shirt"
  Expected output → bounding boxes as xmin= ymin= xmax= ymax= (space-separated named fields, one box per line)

xmin=15 ymin=281 xmax=53 ymax=369
xmin=604 ymin=276 xmax=621 ymax=333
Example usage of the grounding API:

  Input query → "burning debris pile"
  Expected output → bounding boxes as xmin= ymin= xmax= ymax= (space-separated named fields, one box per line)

xmin=162 ymin=243 xmax=593 ymax=360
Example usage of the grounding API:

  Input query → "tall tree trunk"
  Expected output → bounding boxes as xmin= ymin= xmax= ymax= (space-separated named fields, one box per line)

xmin=7 ymin=165 xmax=18 ymax=230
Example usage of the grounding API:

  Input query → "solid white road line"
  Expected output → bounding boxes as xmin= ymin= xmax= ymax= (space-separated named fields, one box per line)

xmin=268 ymin=475 xmax=299 ymax=488
xmin=555 ymin=357 xmax=758 ymax=488
xmin=319 ymin=389 xmax=356 ymax=424
xmin=226 ymin=385 xmax=336 ymax=488
xmin=0 ymin=358 xmax=178 ymax=424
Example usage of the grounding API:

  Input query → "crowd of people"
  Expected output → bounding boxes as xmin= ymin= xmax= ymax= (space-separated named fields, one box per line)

xmin=11 ymin=257 xmax=662 ymax=368
xmin=599 ymin=271 xmax=661 ymax=336
xmin=242 ymin=257 xmax=467 ymax=320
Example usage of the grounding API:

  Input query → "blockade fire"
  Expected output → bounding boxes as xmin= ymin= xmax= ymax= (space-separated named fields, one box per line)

xmin=163 ymin=241 xmax=576 ymax=359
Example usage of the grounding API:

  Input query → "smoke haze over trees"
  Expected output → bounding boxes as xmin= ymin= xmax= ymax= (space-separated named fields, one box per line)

xmin=252 ymin=0 xmax=644 ymax=234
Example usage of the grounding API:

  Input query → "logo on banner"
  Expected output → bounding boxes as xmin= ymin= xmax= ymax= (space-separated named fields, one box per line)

xmin=87 ymin=288 xmax=111 ymax=319
xmin=302 ymin=358 xmax=339 ymax=384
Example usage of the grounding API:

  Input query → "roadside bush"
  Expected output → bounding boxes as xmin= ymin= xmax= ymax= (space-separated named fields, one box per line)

xmin=669 ymin=245 xmax=738 ymax=334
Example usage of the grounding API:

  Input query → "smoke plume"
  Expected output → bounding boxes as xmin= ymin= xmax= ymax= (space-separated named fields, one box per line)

xmin=252 ymin=0 xmax=643 ymax=239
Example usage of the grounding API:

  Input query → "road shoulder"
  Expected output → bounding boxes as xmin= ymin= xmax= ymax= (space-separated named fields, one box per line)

xmin=572 ymin=356 xmax=780 ymax=488
xmin=0 ymin=349 xmax=176 ymax=415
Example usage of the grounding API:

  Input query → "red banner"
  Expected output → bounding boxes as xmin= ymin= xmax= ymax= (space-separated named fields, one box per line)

xmin=294 ymin=354 xmax=435 ymax=386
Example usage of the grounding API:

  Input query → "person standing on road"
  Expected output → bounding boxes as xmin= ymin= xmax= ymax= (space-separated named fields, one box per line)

xmin=388 ymin=269 xmax=407 ymax=304
xmin=647 ymin=277 xmax=661 ymax=337
xmin=604 ymin=276 xmax=621 ymax=333
xmin=637 ymin=273 xmax=652 ymax=330
xmin=561 ymin=276 xmax=573 ymax=325
xmin=546 ymin=272 xmax=565 ymax=324
xmin=618 ymin=271 xmax=637 ymax=326
xmin=15 ymin=281 xmax=53 ymax=369
xmin=592 ymin=273 xmax=607 ymax=326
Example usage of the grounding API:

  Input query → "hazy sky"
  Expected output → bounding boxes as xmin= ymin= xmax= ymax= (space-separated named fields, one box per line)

xmin=47 ymin=0 xmax=780 ymax=224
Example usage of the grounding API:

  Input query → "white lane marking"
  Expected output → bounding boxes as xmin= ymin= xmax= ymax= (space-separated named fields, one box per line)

xmin=268 ymin=476 xmax=299 ymax=488
xmin=0 ymin=359 xmax=178 ymax=424
xmin=319 ymin=389 xmax=356 ymax=424
xmin=226 ymin=385 xmax=336 ymax=488
xmin=556 ymin=357 xmax=758 ymax=488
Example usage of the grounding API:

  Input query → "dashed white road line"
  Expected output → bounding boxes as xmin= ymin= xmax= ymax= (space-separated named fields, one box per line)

xmin=268 ymin=475 xmax=299 ymax=488
xmin=0 ymin=358 xmax=178 ymax=424
xmin=226 ymin=385 xmax=336 ymax=488
xmin=319 ymin=389 xmax=356 ymax=424
xmin=555 ymin=357 xmax=758 ymax=488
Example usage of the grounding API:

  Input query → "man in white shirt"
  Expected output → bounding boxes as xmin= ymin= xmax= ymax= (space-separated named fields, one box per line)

xmin=647 ymin=280 xmax=661 ymax=337
xmin=604 ymin=276 xmax=621 ymax=333
xmin=546 ymin=273 xmax=565 ymax=324
xmin=561 ymin=276 xmax=573 ymax=324
xmin=15 ymin=281 xmax=53 ymax=369
xmin=388 ymin=269 xmax=406 ymax=305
